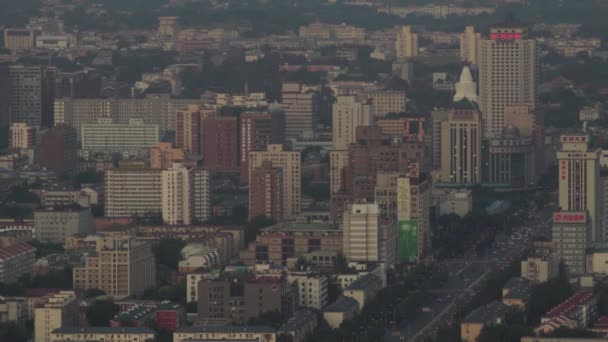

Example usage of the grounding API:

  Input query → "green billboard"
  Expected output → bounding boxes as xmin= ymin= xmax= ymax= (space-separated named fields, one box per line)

xmin=398 ymin=220 xmax=419 ymax=262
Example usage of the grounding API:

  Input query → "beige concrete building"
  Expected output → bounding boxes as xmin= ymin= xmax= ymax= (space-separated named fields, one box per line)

xmin=34 ymin=207 xmax=94 ymax=243
xmin=9 ymin=123 xmax=36 ymax=149
xmin=439 ymin=109 xmax=482 ymax=185
xmin=104 ymin=169 xmax=162 ymax=217
xmin=521 ymin=254 xmax=559 ymax=284
xmin=162 ymin=163 xmax=193 ymax=225
xmin=175 ymin=104 xmax=216 ymax=155
xmin=4 ymin=29 xmax=36 ymax=51
xmin=557 ymin=135 xmax=601 ymax=242
xmin=323 ymin=296 xmax=358 ymax=329
xmin=34 ymin=291 xmax=79 ymax=342
xmin=249 ymin=144 xmax=301 ymax=219
xmin=396 ymin=26 xmax=418 ymax=59
xmin=397 ymin=171 xmax=431 ymax=263
xmin=288 ymin=272 xmax=328 ymax=310
xmin=73 ymin=236 xmax=156 ymax=297
xmin=586 ymin=248 xmax=608 ymax=274
xmin=436 ymin=189 xmax=473 ymax=217
xmin=332 ymin=96 xmax=374 ymax=150
xmin=51 ymin=327 xmax=155 ymax=342
xmin=80 ymin=119 xmax=159 ymax=154
xmin=479 ymin=24 xmax=537 ymax=138
xmin=375 ymin=173 xmax=399 ymax=220
xmin=364 ymin=91 xmax=407 ymax=117
xmin=460 ymin=26 xmax=480 ymax=65
xmin=0 ymin=297 xmax=27 ymax=323
xmin=150 ymin=142 xmax=185 ymax=169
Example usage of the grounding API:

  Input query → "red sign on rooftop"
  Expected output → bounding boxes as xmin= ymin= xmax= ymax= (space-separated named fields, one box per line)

xmin=553 ymin=212 xmax=586 ymax=223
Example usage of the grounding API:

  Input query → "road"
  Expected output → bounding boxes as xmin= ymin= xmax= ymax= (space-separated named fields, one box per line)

xmin=384 ymin=202 xmax=555 ymax=342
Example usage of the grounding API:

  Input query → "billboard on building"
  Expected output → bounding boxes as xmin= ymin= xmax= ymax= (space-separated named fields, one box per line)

xmin=398 ymin=220 xmax=418 ymax=262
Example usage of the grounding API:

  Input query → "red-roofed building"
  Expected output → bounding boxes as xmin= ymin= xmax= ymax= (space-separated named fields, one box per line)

xmin=155 ymin=302 xmax=184 ymax=331
xmin=537 ymin=290 xmax=597 ymax=334
xmin=0 ymin=242 xmax=34 ymax=283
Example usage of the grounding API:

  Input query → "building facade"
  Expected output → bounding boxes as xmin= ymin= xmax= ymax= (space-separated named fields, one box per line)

xmin=34 ymin=207 xmax=94 ymax=243
xmin=249 ymin=161 xmax=284 ymax=222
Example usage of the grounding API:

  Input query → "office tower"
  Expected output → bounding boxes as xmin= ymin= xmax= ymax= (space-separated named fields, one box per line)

xmin=192 ymin=168 xmax=212 ymax=223
xmin=376 ymin=117 xmax=425 ymax=142
xmin=288 ymin=273 xmax=328 ymax=310
xmin=397 ymin=169 xmax=431 ymax=263
xmin=201 ymin=116 xmax=239 ymax=172
xmin=330 ymin=150 xmax=349 ymax=195
xmin=551 ymin=212 xmax=590 ymax=275
xmin=175 ymin=105 xmax=215 ymax=155
xmin=239 ymin=111 xmax=284 ymax=182
xmin=249 ymin=161 xmax=283 ymax=222
xmin=332 ymin=96 xmax=374 ymax=150
xmin=73 ymin=236 xmax=156 ymax=296
xmin=281 ymin=83 xmax=319 ymax=139
xmin=80 ymin=119 xmax=160 ymax=154
xmin=4 ymin=29 xmax=36 ymax=51
xmin=363 ymin=91 xmax=407 ymax=117
xmin=439 ymin=109 xmax=482 ymax=184
xmin=460 ymin=26 xmax=480 ymax=64
xmin=250 ymin=145 xmax=301 ymax=219
xmin=162 ymin=163 xmax=193 ymax=225
xmin=158 ymin=17 xmax=179 ymax=38
xmin=34 ymin=207 xmax=94 ymax=243
xmin=557 ymin=134 xmax=601 ymax=242
xmin=342 ymin=202 xmax=396 ymax=267
xmin=479 ymin=23 xmax=537 ymax=138
xmin=0 ymin=64 xmax=11 ymax=127
xmin=36 ymin=125 xmax=77 ymax=175
xmin=8 ymin=65 xmax=55 ymax=126
xmin=104 ymin=169 xmax=162 ymax=217
xmin=9 ymin=123 xmax=36 ymax=149
xmin=150 ymin=142 xmax=185 ymax=169
xmin=34 ymin=291 xmax=78 ymax=342
xmin=54 ymin=96 xmax=204 ymax=138
xmin=453 ymin=66 xmax=478 ymax=103
xmin=396 ymin=26 xmax=418 ymax=59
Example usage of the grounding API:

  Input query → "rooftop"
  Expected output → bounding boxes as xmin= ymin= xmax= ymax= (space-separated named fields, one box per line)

xmin=544 ymin=290 xmax=595 ymax=319
xmin=323 ymin=296 xmax=359 ymax=313
xmin=112 ymin=305 xmax=155 ymax=322
xmin=262 ymin=221 xmax=339 ymax=233
xmin=0 ymin=242 xmax=33 ymax=260
xmin=175 ymin=325 xmax=275 ymax=333
xmin=279 ymin=308 xmax=317 ymax=332
xmin=463 ymin=300 xmax=508 ymax=324
xmin=346 ymin=273 xmax=382 ymax=291
xmin=52 ymin=327 xmax=154 ymax=334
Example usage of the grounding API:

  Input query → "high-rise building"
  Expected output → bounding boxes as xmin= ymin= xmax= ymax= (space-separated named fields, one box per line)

xmin=9 ymin=123 xmax=36 ymax=149
xmin=250 ymin=145 xmax=301 ymax=219
xmin=104 ymin=169 xmax=162 ymax=217
xmin=363 ymin=91 xmax=407 ymax=118
xmin=397 ymin=169 xmax=431 ymax=263
xmin=34 ymin=206 xmax=94 ymax=243
xmin=376 ymin=117 xmax=425 ymax=142
xmin=8 ymin=65 xmax=55 ymax=126
xmin=438 ymin=109 xmax=482 ymax=185
xmin=162 ymin=163 xmax=194 ymax=225
xmin=175 ymin=105 xmax=215 ymax=155
xmin=4 ymin=29 xmax=36 ymax=51
xmin=73 ymin=236 xmax=156 ymax=296
xmin=479 ymin=23 xmax=537 ymax=138
xmin=342 ymin=202 xmax=396 ymax=267
xmin=288 ymin=272 xmax=328 ymax=310
xmin=551 ymin=212 xmax=590 ymax=275
xmin=330 ymin=150 xmax=349 ymax=195
xmin=80 ymin=119 xmax=159 ymax=154
xmin=332 ymin=96 xmax=374 ymax=150
xmin=460 ymin=26 xmax=480 ymax=64
xmin=249 ymin=161 xmax=283 ymax=222
xmin=557 ymin=134 xmax=601 ymax=242
xmin=375 ymin=173 xmax=399 ymax=220
xmin=150 ymin=142 xmax=185 ymax=169
xmin=201 ymin=116 xmax=239 ymax=172
xmin=281 ymin=83 xmax=319 ymax=139
xmin=239 ymin=111 xmax=284 ymax=182
xmin=34 ymin=291 xmax=79 ymax=342
xmin=36 ymin=125 xmax=77 ymax=175
xmin=396 ymin=26 xmax=418 ymax=59
xmin=192 ymin=168 xmax=212 ymax=223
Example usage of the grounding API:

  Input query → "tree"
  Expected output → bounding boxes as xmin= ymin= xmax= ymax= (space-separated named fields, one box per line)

xmin=0 ymin=322 xmax=28 ymax=342
xmin=86 ymin=300 xmax=120 ymax=326
xmin=84 ymin=288 xmax=106 ymax=298
xmin=153 ymin=239 xmax=185 ymax=270
xmin=247 ymin=310 xmax=283 ymax=329
xmin=29 ymin=239 xmax=65 ymax=259
xmin=245 ymin=216 xmax=274 ymax=244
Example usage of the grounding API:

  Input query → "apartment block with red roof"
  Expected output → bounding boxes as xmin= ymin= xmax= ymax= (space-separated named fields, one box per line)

xmin=0 ymin=242 xmax=35 ymax=283
xmin=535 ymin=290 xmax=598 ymax=335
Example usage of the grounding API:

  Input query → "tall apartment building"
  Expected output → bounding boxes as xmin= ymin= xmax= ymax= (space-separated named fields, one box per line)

xmin=551 ymin=212 xmax=590 ymax=276
xmin=162 ymin=163 xmax=193 ymax=225
xmin=36 ymin=125 xmax=78 ymax=175
xmin=375 ymin=173 xmax=399 ymax=220
xmin=330 ymin=150 xmax=349 ymax=195
xmin=0 ymin=242 xmax=35 ymax=283
xmin=479 ymin=23 xmax=537 ymax=138
xmin=4 ymin=29 xmax=36 ymax=51
xmin=395 ymin=26 xmax=418 ymax=59
xmin=34 ymin=291 xmax=79 ymax=342
xmin=460 ymin=26 xmax=481 ymax=64
xmin=250 ymin=145 xmax=301 ymax=219
xmin=363 ymin=91 xmax=407 ymax=117
xmin=288 ymin=272 xmax=328 ymax=310
xmin=192 ymin=168 xmax=212 ymax=223
xmin=239 ymin=111 xmax=284 ymax=182
xmin=34 ymin=206 xmax=94 ymax=243
xmin=557 ymin=135 xmax=601 ymax=242
xmin=175 ymin=105 xmax=215 ymax=155
xmin=73 ymin=236 xmax=156 ymax=296
xmin=54 ymin=68 xmax=101 ymax=99
xmin=150 ymin=142 xmax=185 ymax=169
xmin=104 ymin=169 xmax=162 ymax=217
xmin=375 ymin=118 xmax=425 ymax=143
xmin=397 ymin=170 xmax=431 ymax=263
xmin=249 ymin=161 xmax=284 ymax=222
xmin=54 ymin=96 xmax=204 ymax=138
xmin=342 ymin=202 xmax=397 ymax=267
xmin=201 ymin=116 xmax=239 ymax=172
xmin=332 ymin=96 xmax=374 ymax=150
xmin=8 ymin=65 xmax=55 ymax=126
xmin=438 ymin=109 xmax=482 ymax=184
xmin=80 ymin=119 xmax=160 ymax=154
xmin=9 ymin=123 xmax=36 ymax=149
xmin=281 ymin=83 xmax=319 ymax=139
